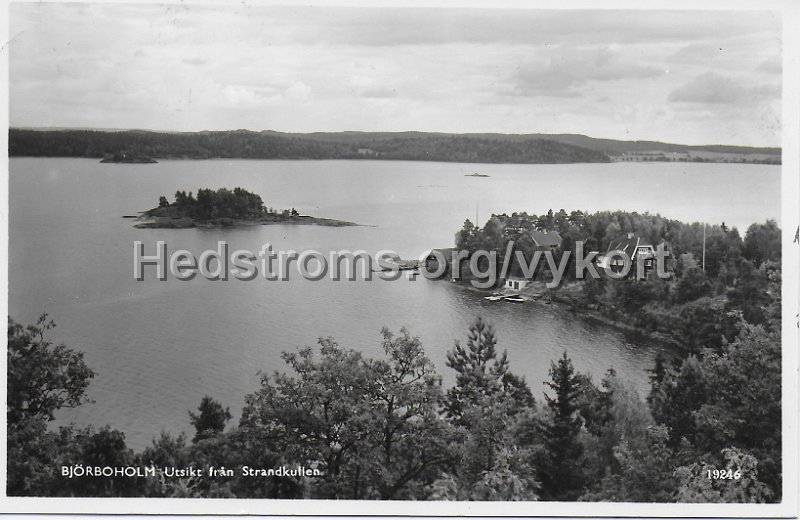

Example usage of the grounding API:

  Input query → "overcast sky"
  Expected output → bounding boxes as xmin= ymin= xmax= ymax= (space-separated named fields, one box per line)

xmin=9 ymin=4 xmax=782 ymax=146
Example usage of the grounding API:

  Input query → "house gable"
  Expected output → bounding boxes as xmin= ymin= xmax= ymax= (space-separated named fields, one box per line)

xmin=529 ymin=229 xmax=562 ymax=249
xmin=597 ymin=233 xmax=657 ymax=270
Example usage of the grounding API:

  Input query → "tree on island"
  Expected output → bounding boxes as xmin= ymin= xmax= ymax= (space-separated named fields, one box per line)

xmin=158 ymin=187 xmax=267 ymax=221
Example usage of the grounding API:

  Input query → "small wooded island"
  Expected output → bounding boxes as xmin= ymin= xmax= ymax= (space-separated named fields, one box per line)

xmin=100 ymin=151 xmax=157 ymax=163
xmin=132 ymin=187 xmax=357 ymax=228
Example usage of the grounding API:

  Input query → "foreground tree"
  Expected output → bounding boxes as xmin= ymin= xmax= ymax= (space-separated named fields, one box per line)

xmin=536 ymin=352 xmax=585 ymax=500
xmin=586 ymin=425 xmax=682 ymax=502
xmin=8 ymin=315 xmax=95 ymax=495
xmin=674 ymin=448 xmax=772 ymax=503
xmin=7 ymin=315 xmax=135 ymax=497
xmin=7 ymin=315 xmax=94 ymax=423
xmin=445 ymin=317 xmax=534 ymax=421
xmin=361 ymin=328 xmax=459 ymax=499
xmin=692 ymin=324 xmax=782 ymax=499
xmin=240 ymin=328 xmax=457 ymax=499
xmin=189 ymin=396 xmax=232 ymax=443
xmin=436 ymin=318 xmax=538 ymax=499
xmin=743 ymin=219 xmax=781 ymax=268
xmin=581 ymin=373 xmax=685 ymax=502
xmin=650 ymin=354 xmax=707 ymax=447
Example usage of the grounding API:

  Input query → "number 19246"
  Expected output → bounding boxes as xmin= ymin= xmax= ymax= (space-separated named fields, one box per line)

xmin=707 ymin=468 xmax=742 ymax=480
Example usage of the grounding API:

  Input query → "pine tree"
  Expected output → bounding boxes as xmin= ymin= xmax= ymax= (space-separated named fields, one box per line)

xmin=656 ymin=355 xmax=706 ymax=447
xmin=445 ymin=317 xmax=534 ymax=420
xmin=189 ymin=396 xmax=232 ymax=443
xmin=442 ymin=318 xmax=537 ymax=495
xmin=646 ymin=351 xmax=668 ymax=413
xmin=538 ymin=352 xmax=585 ymax=500
xmin=445 ymin=318 xmax=504 ymax=417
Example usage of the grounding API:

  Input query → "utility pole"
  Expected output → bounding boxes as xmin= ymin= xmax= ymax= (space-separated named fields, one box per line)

xmin=702 ymin=223 xmax=706 ymax=271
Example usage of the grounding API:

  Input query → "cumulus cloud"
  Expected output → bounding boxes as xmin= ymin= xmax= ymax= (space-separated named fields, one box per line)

xmin=512 ymin=47 xmax=662 ymax=97
xmin=668 ymin=72 xmax=779 ymax=105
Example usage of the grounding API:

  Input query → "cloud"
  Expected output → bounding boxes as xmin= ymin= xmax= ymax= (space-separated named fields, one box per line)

xmin=757 ymin=55 xmax=781 ymax=74
xmin=282 ymin=8 xmax=779 ymax=49
xmin=182 ymin=57 xmax=207 ymax=66
xmin=668 ymin=72 xmax=779 ymax=105
xmin=512 ymin=47 xmax=662 ymax=97
xmin=361 ymin=87 xmax=398 ymax=99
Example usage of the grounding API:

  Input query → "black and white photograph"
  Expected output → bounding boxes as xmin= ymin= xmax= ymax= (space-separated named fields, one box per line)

xmin=2 ymin=0 xmax=798 ymax=515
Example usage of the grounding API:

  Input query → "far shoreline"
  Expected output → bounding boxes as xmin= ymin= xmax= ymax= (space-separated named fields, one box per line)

xmin=9 ymin=155 xmax=782 ymax=166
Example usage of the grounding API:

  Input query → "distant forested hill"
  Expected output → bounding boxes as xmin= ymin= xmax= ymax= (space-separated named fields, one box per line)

xmin=9 ymin=128 xmax=780 ymax=164
xmin=273 ymin=131 xmax=781 ymax=158
xmin=9 ymin=128 xmax=610 ymax=164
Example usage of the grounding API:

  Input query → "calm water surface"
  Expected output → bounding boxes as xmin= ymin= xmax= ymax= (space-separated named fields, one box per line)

xmin=8 ymin=158 xmax=780 ymax=449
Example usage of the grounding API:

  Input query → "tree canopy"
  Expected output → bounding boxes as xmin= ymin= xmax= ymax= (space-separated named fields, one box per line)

xmin=7 ymin=248 xmax=782 ymax=501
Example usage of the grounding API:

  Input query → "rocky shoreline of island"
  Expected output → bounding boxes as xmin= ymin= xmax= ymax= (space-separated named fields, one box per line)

xmin=132 ymin=213 xmax=358 ymax=229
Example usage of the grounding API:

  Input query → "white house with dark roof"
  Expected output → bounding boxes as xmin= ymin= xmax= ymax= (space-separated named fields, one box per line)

xmin=596 ymin=232 xmax=655 ymax=271
xmin=501 ymin=230 xmax=561 ymax=291
xmin=504 ymin=276 xmax=530 ymax=291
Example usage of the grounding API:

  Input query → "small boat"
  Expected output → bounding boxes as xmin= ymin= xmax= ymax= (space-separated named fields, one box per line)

xmin=465 ymin=172 xmax=490 ymax=177
xmin=504 ymin=295 xmax=525 ymax=302
xmin=484 ymin=294 xmax=504 ymax=301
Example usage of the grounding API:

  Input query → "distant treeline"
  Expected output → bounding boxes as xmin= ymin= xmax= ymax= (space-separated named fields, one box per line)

xmin=292 ymin=130 xmax=782 ymax=156
xmin=10 ymin=128 xmax=781 ymax=164
xmin=9 ymin=128 xmax=611 ymax=164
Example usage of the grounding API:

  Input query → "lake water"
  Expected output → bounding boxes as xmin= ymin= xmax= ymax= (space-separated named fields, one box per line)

xmin=7 ymin=158 xmax=780 ymax=450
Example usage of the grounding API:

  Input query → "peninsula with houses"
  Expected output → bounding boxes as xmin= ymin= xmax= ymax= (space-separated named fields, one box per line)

xmin=427 ymin=209 xmax=780 ymax=353
xmin=131 ymin=187 xmax=357 ymax=228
